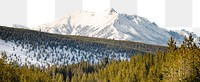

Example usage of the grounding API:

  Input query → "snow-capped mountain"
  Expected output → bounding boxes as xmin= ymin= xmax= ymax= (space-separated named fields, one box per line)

xmin=33 ymin=8 xmax=199 ymax=46
xmin=169 ymin=29 xmax=199 ymax=45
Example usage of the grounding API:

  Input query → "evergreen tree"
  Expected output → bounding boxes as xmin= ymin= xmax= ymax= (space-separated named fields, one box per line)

xmin=167 ymin=37 xmax=177 ymax=52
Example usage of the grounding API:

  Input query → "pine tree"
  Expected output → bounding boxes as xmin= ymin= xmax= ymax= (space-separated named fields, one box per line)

xmin=81 ymin=74 xmax=87 ymax=82
xmin=65 ymin=76 xmax=70 ymax=82
xmin=184 ymin=34 xmax=194 ymax=48
xmin=0 ymin=52 xmax=7 ymax=63
xmin=71 ymin=74 xmax=78 ymax=82
xmin=56 ymin=74 xmax=63 ymax=82
xmin=167 ymin=37 xmax=177 ymax=52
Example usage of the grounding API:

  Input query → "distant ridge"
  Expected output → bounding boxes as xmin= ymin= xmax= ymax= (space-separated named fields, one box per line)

xmin=32 ymin=8 xmax=199 ymax=46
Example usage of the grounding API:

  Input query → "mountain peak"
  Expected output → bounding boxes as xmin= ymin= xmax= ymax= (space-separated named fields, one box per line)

xmin=13 ymin=24 xmax=29 ymax=29
xmin=104 ymin=8 xmax=117 ymax=14
xmin=33 ymin=9 xmax=199 ymax=46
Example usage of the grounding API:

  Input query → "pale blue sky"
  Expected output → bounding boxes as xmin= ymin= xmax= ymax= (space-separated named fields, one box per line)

xmin=0 ymin=0 xmax=200 ymax=35
xmin=0 ymin=0 xmax=27 ymax=27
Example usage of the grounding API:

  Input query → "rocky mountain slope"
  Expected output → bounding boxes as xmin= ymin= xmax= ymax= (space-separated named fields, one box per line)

xmin=33 ymin=8 xmax=199 ymax=46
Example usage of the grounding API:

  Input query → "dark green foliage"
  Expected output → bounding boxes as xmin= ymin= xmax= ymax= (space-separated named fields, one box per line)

xmin=0 ymin=53 xmax=52 ymax=82
xmin=167 ymin=37 xmax=177 ymax=52
xmin=0 ymin=34 xmax=200 ymax=82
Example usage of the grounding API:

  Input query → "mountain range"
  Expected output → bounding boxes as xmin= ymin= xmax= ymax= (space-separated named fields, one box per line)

xmin=1 ymin=8 xmax=199 ymax=67
xmin=31 ymin=8 xmax=199 ymax=46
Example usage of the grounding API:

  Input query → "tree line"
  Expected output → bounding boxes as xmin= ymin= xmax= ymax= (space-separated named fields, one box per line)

xmin=0 ymin=34 xmax=200 ymax=82
xmin=0 ymin=26 xmax=166 ymax=55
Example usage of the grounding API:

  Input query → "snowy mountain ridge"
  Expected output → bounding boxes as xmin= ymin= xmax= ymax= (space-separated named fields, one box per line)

xmin=33 ymin=8 xmax=199 ymax=46
xmin=13 ymin=24 xmax=29 ymax=29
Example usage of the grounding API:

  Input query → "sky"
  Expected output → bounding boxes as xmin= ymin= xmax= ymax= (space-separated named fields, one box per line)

xmin=0 ymin=0 xmax=200 ymax=35
xmin=82 ymin=0 xmax=110 ymax=12
xmin=0 ymin=0 xmax=27 ymax=27
xmin=137 ymin=0 xmax=165 ymax=28
xmin=55 ymin=0 xmax=82 ymax=19
xmin=27 ymin=0 xmax=55 ymax=28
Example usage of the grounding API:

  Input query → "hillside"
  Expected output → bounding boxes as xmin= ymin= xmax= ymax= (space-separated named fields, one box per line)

xmin=0 ymin=26 xmax=166 ymax=67
xmin=1 ymin=34 xmax=199 ymax=82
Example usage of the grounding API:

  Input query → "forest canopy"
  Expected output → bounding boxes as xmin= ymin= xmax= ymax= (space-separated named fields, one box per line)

xmin=0 ymin=34 xmax=200 ymax=82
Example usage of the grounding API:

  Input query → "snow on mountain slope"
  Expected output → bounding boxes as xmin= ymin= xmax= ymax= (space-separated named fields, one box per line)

xmin=33 ymin=8 xmax=199 ymax=46
xmin=168 ymin=29 xmax=199 ymax=45
xmin=0 ymin=39 xmax=129 ymax=67
xmin=2 ymin=26 xmax=167 ymax=67
xmin=13 ymin=24 xmax=29 ymax=29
